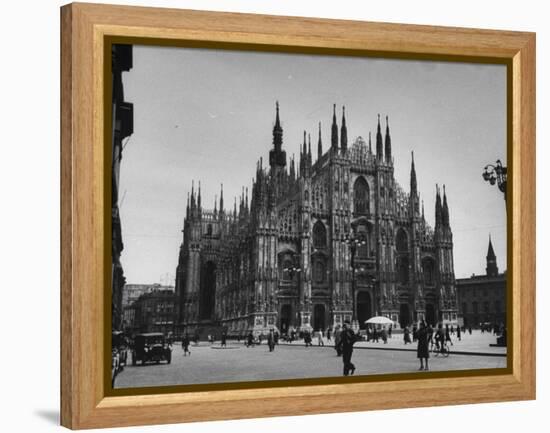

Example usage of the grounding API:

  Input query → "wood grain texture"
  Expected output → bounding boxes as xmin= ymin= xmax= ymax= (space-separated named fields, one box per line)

xmin=60 ymin=2 xmax=536 ymax=429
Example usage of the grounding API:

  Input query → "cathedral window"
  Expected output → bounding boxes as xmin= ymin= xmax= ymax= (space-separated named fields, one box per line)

xmin=422 ymin=257 xmax=435 ymax=286
xmin=397 ymin=256 xmax=409 ymax=284
xmin=313 ymin=259 xmax=326 ymax=283
xmin=353 ymin=177 xmax=370 ymax=215
xmin=313 ymin=221 xmax=327 ymax=249
xmin=396 ymin=229 xmax=408 ymax=252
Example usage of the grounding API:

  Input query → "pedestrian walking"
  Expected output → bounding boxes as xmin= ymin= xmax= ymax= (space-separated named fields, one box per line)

xmin=412 ymin=323 xmax=418 ymax=342
xmin=445 ymin=324 xmax=453 ymax=346
xmin=326 ymin=327 xmax=332 ymax=342
xmin=388 ymin=324 xmax=393 ymax=338
xmin=182 ymin=333 xmax=191 ymax=356
xmin=221 ymin=331 xmax=227 ymax=348
xmin=381 ymin=327 xmax=388 ymax=344
xmin=267 ymin=329 xmax=275 ymax=352
xmin=317 ymin=329 xmax=325 ymax=346
xmin=404 ymin=326 xmax=412 ymax=344
xmin=468 ymin=326 xmax=472 ymax=335
xmin=416 ymin=320 xmax=430 ymax=371
xmin=456 ymin=325 xmax=462 ymax=341
xmin=246 ymin=331 xmax=254 ymax=348
xmin=427 ymin=323 xmax=434 ymax=348
xmin=304 ymin=331 xmax=312 ymax=347
xmin=334 ymin=325 xmax=342 ymax=356
xmin=336 ymin=321 xmax=357 ymax=376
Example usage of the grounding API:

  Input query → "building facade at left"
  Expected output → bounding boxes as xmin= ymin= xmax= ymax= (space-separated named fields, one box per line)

xmin=111 ymin=44 xmax=133 ymax=331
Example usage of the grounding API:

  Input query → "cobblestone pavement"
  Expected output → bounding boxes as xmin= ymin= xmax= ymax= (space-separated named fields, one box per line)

xmin=115 ymin=331 xmax=507 ymax=389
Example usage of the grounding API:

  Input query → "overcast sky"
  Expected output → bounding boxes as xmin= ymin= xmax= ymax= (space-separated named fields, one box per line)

xmin=120 ymin=45 xmax=507 ymax=285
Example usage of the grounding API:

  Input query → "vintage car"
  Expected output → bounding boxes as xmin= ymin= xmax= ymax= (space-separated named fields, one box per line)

xmin=131 ymin=332 xmax=172 ymax=365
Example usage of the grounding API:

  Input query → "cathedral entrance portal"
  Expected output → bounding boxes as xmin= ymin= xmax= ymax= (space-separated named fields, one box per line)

xmin=356 ymin=291 xmax=372 ymax=329
xmin=399 ymin=303 xmax=411 ymax=328
xmin=280 ymin=304 xmax=292 ymax=334
xmin=425 ymin=303 xmax=436 ymax=326
xmin=313 ymin=304 xmax=326 ymax=331
xmin=199 ymin=261 xmax=216 ymax=321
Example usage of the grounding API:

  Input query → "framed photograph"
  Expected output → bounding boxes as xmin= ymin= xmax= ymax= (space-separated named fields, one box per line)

xmin=60 ymin=3 xmax=535 ymax=429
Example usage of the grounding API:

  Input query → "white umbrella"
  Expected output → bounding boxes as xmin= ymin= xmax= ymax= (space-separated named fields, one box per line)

xmin=365 ymin=316 xmax=394 ymax=325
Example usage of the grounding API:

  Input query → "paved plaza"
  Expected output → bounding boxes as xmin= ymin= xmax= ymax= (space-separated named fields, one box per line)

xmin=114 ymin=331 xmax=507 ymax=389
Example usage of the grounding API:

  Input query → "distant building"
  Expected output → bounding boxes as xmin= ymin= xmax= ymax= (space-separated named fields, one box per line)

xmin=122 ymin=283 xmax=174 ymax=310
xmin=456 ymin=237 xmax=506 ymax=328
xmin=127 ymin=289 xmax=177 ymax=336
xmin=111 ymin=44 xmax=133 ymax=331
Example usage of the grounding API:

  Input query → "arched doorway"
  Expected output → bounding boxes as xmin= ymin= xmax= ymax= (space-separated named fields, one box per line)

xmin=280 ymin=304 xmax=292 ymax=333
xmin=399 ymin=303 xmax=411 ymax=328
xmin=357 ymin=292 xmax=372 ymax=329
xmin=200 ymin=261 xmax=216 ymax=320
xmin=425 ymin=303 xmax=436 ymax=326
xmin=313 ymin=304 xmax=326 ymax=331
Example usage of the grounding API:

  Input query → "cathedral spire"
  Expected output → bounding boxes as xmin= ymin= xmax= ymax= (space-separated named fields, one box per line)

xmin=340 ymin=106 xmax=348 ymax=153
xmin=197 ymin=181 xmax=202 ymax=209
xmin=186 ymin=192 xmax=190 ymax=217
xmin=270 ymin=101 xmax=286 ymax=169
xmin=376 ymin=114 xmax=383 ymax=161
xmin=308 ymin=133 xmax=312 ymax=166
xmin=435 ymin=184 xmax=442 ymax=227
xmin=317 ymin=122 xmax=322 ymax=161
xmin=385 ymin=115 xmax=392 ymax=163
xmin=273 ymin=100 xmax=282 ymax=150
xmin=191 ymin=180 xmax=195 ymax=209
xmin=214 ymin=195 xmax=217 ymax=216
xmin=219 ymin=183 xmax=224 ymax=216
xmin=486 ymin=235 xmax=499 ymax=277
xmin=410 ymin=151 xmax=417 ymax=195
xmin=331 ymin=104 xmax=338 ymax=151
xmin=442 ymin=185 xmax=450 ymax=226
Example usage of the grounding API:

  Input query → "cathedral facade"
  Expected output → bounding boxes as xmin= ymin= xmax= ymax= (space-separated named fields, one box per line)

xmin=175 ymin=103 xmax=458 ymax=337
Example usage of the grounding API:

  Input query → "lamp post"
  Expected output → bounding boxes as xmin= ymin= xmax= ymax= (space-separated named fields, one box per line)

xmin=345 ymin=232 xmax=367 ymax=329
xmin=482 ymin=159 xmax=507 ymax=202
xmin=282 ymin=263 xmax=302 ymax=320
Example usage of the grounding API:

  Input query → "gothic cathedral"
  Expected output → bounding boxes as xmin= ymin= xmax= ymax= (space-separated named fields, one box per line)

xmin=175 ymin=103 xmax=458 ymax=337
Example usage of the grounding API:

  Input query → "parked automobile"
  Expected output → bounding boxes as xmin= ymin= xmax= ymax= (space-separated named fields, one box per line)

xmin=131 ymin=333 xmax=172 ymax=365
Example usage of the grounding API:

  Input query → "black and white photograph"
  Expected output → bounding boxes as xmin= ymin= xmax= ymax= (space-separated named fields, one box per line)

xmin=110 ymin=44 xmax=508 ymax=389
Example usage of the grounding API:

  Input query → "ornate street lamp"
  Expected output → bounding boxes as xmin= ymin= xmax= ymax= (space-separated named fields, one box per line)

xmin=482 ymin=159 xmax=507 ymax=201
xmin=345 ymin=231 xmax=367 ymax=327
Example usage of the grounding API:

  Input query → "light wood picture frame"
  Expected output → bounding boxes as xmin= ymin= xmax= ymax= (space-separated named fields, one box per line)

xmin=60 ymin=2 xmax=535 ymax=429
